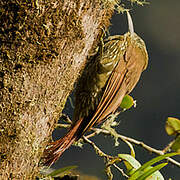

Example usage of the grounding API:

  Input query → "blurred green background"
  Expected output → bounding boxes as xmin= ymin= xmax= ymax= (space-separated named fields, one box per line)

xmin=53 ymin=1 xmax=180 ymax=179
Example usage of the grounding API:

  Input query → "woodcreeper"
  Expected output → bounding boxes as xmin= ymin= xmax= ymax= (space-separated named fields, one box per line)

xmin=43 ymin=12 xmax=148 ymax=166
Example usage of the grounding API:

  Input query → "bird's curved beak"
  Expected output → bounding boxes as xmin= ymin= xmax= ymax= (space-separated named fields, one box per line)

xmin=126 ymin=11 xmax=134 ymax=34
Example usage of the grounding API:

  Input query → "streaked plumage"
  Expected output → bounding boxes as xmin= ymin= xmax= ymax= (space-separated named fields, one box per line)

xmin=43 ymin=12 xmax=148 ymax=166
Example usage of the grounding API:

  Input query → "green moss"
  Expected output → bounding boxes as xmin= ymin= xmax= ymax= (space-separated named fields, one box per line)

xmin=100 ymin=0 xmax=148 ymax=12
xmin=0 ymin=0 xmax=84 ymax=71
xmin=0 ymin=1 xmax=86 ymax=178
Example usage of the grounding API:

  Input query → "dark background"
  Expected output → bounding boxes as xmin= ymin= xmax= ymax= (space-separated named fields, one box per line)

xmin=53 ymin=1 xmax=180 ymax=179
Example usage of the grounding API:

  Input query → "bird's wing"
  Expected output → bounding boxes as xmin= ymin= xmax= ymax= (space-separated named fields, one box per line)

xmin=82 ymin=57 xmax=128 ymax=134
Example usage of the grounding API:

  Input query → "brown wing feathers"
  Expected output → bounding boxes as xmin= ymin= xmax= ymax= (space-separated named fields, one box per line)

xmin=43 ymin=52 xmax=129 ymax=166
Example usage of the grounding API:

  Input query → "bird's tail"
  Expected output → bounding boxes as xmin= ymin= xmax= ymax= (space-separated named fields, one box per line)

xmin=43 ymin=118 xmax=83 ymax=166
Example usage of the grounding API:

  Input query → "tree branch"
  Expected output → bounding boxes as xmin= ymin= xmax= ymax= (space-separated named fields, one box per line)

xmin=90 ymin=127 xmax=180 ymax=168
xmin=0 ymin=0 xmax=114 ymax=178
xmin=82 ymin=136 xmax=129 ymax=180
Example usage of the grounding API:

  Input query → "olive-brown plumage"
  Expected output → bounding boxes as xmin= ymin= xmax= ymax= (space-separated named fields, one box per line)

xmin=43 ymin=13 xmax=148 ymax=166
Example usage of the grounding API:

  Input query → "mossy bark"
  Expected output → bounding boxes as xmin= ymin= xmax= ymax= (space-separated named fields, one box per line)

xmin=0 ymin=0 xmax=113 ymax=179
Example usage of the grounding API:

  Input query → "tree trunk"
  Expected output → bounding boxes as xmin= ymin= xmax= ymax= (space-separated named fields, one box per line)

xmin=0 ymin=0 xmax=113 ymax=179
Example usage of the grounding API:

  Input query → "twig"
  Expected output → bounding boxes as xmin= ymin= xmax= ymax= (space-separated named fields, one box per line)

xmin=112 ymin=164 xmax=129 ymax=178
xmin=90 ymin=127 xmax=180 ymax=168
xmin=82 ymin=136 xmax=114 ymax=180
xmin=56 ymin=123 xmax=180 ymax=168
xmin=56 ymin=123 xmax=71 ymax=129
xmin=83 ymin=136 xmax=112 ymax=159
xmin=83 ymin=136 xmax=129 ymax=179
xmin=162 ymin=139 xmax=176 ymax=153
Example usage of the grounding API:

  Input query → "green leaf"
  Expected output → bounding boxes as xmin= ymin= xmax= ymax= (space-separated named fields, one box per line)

xmin=128 ymin=153 xmax=179 ymax=180
xmin=165 ymin=117 xmax=180 ymax=136
xmin=118 ymin=154 xmax=141 ymax=174
xmin=137 ymin=163 xmax=167 ymax=180
xmin=120 ymin=95 xmax=134 ymax=110
xmin=171 ymin=135 xmax=180 ymax=152
xmin=47 ymin=166 xmax=78 ymax=177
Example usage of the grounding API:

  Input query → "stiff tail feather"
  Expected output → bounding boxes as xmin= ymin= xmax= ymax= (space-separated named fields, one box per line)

xmin=43 ymin=118 xmax=83 ymax=166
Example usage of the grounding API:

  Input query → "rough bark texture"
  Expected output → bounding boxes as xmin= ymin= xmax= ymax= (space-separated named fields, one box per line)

xmin=0 ymin=0 xmax=113 ymax=179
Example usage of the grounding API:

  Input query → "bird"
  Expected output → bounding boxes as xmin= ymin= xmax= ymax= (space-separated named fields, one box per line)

xmin=43 ymin=11 xmax=148 ymax=166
